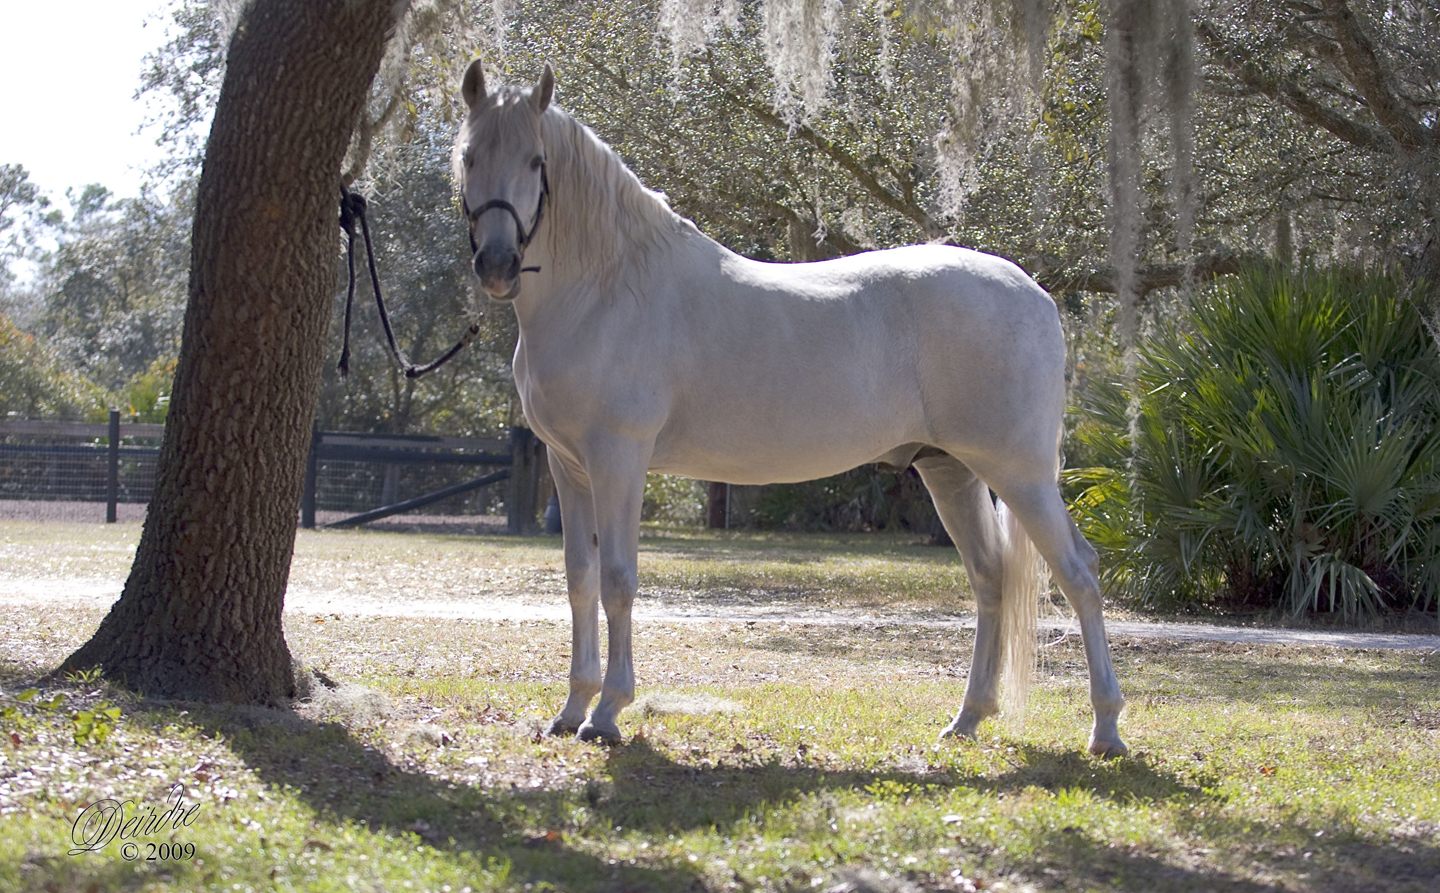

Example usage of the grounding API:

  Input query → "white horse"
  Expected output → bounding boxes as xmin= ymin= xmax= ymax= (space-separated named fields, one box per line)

xmin=455 ymin=61 xmax=1127 ymax=757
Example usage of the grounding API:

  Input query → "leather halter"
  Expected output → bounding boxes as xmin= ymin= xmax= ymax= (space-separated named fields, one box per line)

xmin=462 ymin=161 xmax=549 ymax=274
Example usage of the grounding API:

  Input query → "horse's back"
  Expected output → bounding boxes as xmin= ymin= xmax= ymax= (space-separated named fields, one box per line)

xmin=733 ymin=243 xmax=1067 ymax=423
xmin=640 ymin=241 xmax=1066 ymax=482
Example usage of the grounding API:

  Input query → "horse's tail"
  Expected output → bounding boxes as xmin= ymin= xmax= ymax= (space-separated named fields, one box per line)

xmin=997 ymin=498 xmax=1046 ymax=725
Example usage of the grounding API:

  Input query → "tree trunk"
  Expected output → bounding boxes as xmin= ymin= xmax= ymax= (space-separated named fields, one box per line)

xmin=60 ymin=0 xmax=406 ymax=704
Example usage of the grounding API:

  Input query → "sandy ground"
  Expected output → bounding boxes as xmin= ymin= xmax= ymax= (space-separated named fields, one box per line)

xmin=2 ymin=572 xmax=1437 ymax=652
xmin=0 ymin=500 xmax=510 ymax=533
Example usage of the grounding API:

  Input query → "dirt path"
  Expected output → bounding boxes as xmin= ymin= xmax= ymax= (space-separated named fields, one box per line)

xmin=3 ymin=576 xmax=1437 ymax=652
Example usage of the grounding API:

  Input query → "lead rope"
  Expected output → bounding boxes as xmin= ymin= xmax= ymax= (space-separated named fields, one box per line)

xmin=337 ymin=187 xmax=480 ymax=380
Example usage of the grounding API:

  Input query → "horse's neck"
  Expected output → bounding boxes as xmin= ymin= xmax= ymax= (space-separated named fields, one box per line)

xmin=535 ymin=112 xmax=699 ymax=281
xmin=512 ymin=118 xmax=714 ymax=329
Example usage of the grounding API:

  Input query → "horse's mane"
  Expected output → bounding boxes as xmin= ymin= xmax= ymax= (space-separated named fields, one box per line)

xmin=457 ymin=89 xmax=697 ymax=286
xmin=537 ymin=106 xmax=698 ymax=282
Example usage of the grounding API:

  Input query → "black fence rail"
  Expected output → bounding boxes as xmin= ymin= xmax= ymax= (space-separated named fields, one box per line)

xmin=0 ymin=415 xmax=164 ymax=522
xmin=0 ymin=413 xmax=544 ymax=533
xmin=301 ymin=426 xmax=543 ymax=533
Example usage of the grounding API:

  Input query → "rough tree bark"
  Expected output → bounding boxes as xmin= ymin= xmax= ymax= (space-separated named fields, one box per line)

xmin=60 ymin=0 xmax=408 ymax=704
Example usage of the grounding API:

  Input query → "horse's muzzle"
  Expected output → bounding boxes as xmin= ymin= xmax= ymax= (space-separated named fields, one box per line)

xmin=474 ymin=243 xmax=521 ymax=301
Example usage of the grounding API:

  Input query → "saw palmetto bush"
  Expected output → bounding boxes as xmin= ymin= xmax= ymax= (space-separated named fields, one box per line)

xmin=1067 ymin=268 xmax=1440 ymax=618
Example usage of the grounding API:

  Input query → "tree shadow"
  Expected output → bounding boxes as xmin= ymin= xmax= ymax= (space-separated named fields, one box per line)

xmin=1018 ymin=803 xmax=1440 ymax=893
xmin=161 ymin=705 xmax=708 ymax=892
xmin=545 ymin=737 xmax=1440 ymax=891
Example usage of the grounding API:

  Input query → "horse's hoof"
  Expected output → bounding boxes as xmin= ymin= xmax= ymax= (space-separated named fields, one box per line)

xmin=546 ymin=716 xmax=581 ymax=737
xmin=1088 ymin=737 xmax=1129 ymax=759
xmin=577 ymin=722 xmax=623 ymax=746
xmin=937 ymin=722 xmax=977 ymax=743
xmin=938 ymin=708 xmax=988 ymax=742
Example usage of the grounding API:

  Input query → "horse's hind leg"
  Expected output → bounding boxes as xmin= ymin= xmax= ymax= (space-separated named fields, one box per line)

xmin=986 ymin=477 xmax=1127 ymax=757
xmin=914 ymin=455 xmax=1007 ymax=739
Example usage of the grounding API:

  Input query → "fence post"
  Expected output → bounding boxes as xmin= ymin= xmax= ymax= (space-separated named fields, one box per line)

xmin=706 ymin=482 xmax=729 ymax=529
xmin=106 ymin=409 xmax=120 ymax=523
xmin=507 ymin=426 xmax=538 ymax=534
xmin=301 ymin=424 xmax=320 ymax=529
xmin=532 ymin=440 xmax=547 ymax=526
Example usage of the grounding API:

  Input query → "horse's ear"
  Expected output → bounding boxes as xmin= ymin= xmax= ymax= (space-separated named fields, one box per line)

xmin=531 ymin=64 xmax=555 ymax=113
xmin=462 ymin=58 xmax=487 ymax=111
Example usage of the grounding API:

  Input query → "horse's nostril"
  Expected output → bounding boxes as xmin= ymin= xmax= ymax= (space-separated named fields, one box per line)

xmin=478 ymin=244 xmax=519 ymax=282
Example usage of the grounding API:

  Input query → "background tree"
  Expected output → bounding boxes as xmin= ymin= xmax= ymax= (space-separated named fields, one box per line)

xmin=0 ymin=164 xmax=54 ymax=316
xmin=1195 ymin=0 xmax=1440 ymax=301
xmin=33 ymin=185 xmax=189 ymax=391
xmin=0 ymin=314 xmax=107 ymax=420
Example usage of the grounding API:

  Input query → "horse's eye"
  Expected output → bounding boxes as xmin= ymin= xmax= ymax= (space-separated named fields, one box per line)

xmin=462 ymin=148 xmax=474 ymax=168
xmin=530 ymin=155 xmax=544 ymax=171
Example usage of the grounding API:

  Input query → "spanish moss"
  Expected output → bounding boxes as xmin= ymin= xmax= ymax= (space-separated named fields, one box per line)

xmin=762 ymin=0 xmax=845 ymax=122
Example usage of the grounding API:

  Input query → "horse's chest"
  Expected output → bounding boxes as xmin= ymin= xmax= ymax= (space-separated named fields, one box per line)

xmin=511 ymin=356 xmax=567 ymax=445
xmin=515 ymin=346 xmax=667 ymax=455
xmin=512 ymin=357 xmax=599 ymax=443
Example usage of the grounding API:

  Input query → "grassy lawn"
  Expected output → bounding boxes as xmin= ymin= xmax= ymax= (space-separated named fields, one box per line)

xmin=0 ymin=520 xmax=972 ymax=613
xmin=1 ymin=523 xmax=1438 ymax=891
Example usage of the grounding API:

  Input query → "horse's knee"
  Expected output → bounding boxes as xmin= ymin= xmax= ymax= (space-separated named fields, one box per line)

xmin=567 ymin=567 xmax=598 ymax=603
xmin=563 ymin=546 xmax=598 ymax=599
xmin=600 ymin=564 xmax=637 ymax=611
xmin=600 ymin=564 xmax=636 ymax=595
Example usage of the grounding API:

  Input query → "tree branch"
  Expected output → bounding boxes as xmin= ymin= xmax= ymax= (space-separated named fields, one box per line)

xmin=705 ymin=61 xmax=946 ymax=241
xmin=1319 ymin=0 xmax=1430 ymax=150
xmin=1031 ymin=248 xmax=1262 ymax=297
xmin=1197 ymin=19 xmax=1391 ymax=153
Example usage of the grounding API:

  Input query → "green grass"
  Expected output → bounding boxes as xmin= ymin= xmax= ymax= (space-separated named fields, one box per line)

xmin=2 ymin=522 xmax=1438 ymax=890
xmin=2 ymin=605 xmax=1438 ymax=891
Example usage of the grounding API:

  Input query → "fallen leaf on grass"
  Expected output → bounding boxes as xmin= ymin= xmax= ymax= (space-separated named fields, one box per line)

xmin=523 ymin=829 xmax=564 ymax=847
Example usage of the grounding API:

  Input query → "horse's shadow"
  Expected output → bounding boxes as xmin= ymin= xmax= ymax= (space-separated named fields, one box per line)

xmin=591 ymin=737 xmax=1206 ymax=835
xmin=93 ymin=695 xmax=1199 ymax=887
xmin=136 ymin=703 xmax=1223 ymax=891
xmin=65 ymin=693 xmax=1440 ymax=892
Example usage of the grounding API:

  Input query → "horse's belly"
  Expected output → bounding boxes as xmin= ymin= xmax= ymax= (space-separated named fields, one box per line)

xmin=649 ymin=452 xmax=876 ymax=485
xmin=648 ymin=419 xmax=912 ymax=485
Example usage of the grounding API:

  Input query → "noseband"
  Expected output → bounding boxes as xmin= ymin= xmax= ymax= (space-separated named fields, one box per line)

xmin=462 ymin=161 xmax=550 ymax=275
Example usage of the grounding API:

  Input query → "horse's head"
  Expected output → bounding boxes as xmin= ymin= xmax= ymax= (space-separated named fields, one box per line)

xmin=457 ymin=59 xmax=554 ymax=301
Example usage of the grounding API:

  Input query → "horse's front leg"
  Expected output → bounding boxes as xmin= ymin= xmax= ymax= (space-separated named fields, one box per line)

xmin=546 ymin=455 xmax=601 ymax=736
xmin=576 ymin=443 xmax=649 ymax=745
